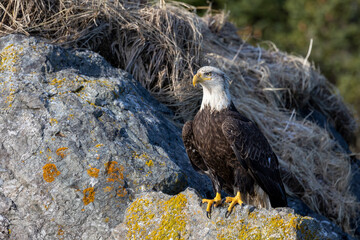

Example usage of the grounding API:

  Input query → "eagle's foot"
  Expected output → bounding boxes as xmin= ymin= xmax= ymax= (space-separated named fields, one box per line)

xmin=225 ymin=191 xmax=244 ymax=218
xmin=201 ymin=192 xmax=222 ymax=218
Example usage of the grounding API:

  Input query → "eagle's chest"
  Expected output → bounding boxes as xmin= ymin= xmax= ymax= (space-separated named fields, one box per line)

xmin=192 ymin=110 xmax=234 ymax=166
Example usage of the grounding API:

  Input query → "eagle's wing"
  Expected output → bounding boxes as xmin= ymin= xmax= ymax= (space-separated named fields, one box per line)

xmin=222 ymin=115 xmax=287 ymax=207
xmin=182 ymin=121 xmax=208 ymax=174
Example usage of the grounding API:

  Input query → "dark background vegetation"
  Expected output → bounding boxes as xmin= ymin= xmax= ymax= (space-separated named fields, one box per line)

xmin=180 ymin=0 xmax=360 ymax=151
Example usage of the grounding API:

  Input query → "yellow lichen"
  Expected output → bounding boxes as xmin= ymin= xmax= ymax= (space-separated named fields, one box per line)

xmin=86 ymin=100 xmax=97 ymax=107
xmin=153 ymin=194 xmax=188 ymax=239
xmin=216 ymin=210 xmax=320 ymax=239
xmin=132 ymin=151 xmax=149 ymax=159
xmin=132 ymin=151 xmax=155 ymax=167
xmin=217 ymin=218 xmax=256 ymax=240
xmin=126 ymin=193 xmax=188 ymax=239
xmin=95 ymin=143 xmax=104 ymax=148
xmin=83 ymin=187 xmax=95 ymax=205
xmin=67 ymin=114 xmax=74 ymax=120
xmin=289 ymin=216 xmax=301 ymax=230
xmin=49 ymin=118 xmax=58 ymax=125
xmin=0 ymin=44 xmax=19 ymax=73
xmin=145 ymin=160 xmax=154 ymax=167
xmin=87 ymin=167 xmax=100 ymax=178
xmin=42 ymin=163 xmax=60 ymax=182
xmin=50 ymin=77 xmax=66 ymax=87
xmin=56 ymin=147 xmax=68 ymax=158
xmin=4 ymin=85 xmax=15 ymax=108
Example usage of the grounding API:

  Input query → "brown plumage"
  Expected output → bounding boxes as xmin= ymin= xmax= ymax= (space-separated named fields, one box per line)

xmin=182 ymin=66 xmax=287 ymax=216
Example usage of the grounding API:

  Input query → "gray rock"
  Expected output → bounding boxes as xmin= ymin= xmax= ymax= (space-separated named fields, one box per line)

xmin=115 ymin=188 xmax=343 ymax=240
xmin=0 ymin=215 xmax=10 ymax=239
xmin=0 ymin=34 xmax=210 ymax=239
xmin=0 ymin=34 xmax=353 ymax=239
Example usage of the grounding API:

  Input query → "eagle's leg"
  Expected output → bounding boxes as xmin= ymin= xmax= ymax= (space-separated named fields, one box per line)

xmin=202 ymin=192 xmax=222 ymax=216
xmin=225 ymin=168 xmax=246 ymax=217
xmin=201 ymin=172 xmax=223 ymax=218
xmin=225 ymin=191 xmax=244 ymax=217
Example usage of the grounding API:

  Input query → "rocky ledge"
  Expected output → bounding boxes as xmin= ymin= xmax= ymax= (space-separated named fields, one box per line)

xmin=116 ymin=188 xmax=343 ymax=239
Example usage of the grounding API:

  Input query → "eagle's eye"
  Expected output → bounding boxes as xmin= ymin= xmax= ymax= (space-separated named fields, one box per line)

xmin=205 ymin=72 xmax=212 ymax=77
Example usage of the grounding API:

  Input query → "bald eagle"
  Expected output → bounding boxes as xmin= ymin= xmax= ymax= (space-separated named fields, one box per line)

xmin=182 ymin=66 xmax=287 ymax=217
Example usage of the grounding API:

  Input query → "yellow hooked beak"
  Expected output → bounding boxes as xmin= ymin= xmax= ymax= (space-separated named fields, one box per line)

xmin=192 ymin=73 xmax=211 ymax=86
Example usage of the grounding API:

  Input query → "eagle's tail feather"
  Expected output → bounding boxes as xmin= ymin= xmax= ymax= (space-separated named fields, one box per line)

xmin=269 ymin=186 xmax=288 ymax=208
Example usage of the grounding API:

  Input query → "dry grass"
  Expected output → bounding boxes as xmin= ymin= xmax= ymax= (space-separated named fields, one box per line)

xmin=0 ymin=0 xmax=358 ymax=235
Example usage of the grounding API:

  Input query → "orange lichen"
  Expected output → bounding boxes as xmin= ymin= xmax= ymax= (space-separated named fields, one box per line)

xmin=83 ymin=187 xmax=95 ymax=205
xmin=117 ymin=186 xmax=128 ymax=197
xmin=57 ymin=226 xmax=64 ymax=236
xmin=87 ymin=167 xmax=99 ymax=178
xmin=105 ymin=161 xmax=124 ymax=182
xmin=95 ymin=144 xmax=104 ymax=148
xmin=104 ymin=161 xmax=127 ymax=197
xmin=43 ymin=202 xmax=51 ymax=210
xmin=103 ymin=186 xmax=113 ymax=192
xmin=42 ymin=163 xmax=60 ymax=182
xmin=56 ymin=147 xmax=68 ymax=158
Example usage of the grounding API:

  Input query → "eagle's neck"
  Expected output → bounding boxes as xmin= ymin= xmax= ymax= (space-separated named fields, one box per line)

xmin=200 ymin=84 xmax=231 ymax=112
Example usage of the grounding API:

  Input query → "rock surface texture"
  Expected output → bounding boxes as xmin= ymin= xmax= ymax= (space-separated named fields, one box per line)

xmin=116 ymin=188 xmax=342 ymax=240
xmin=0 ymin=34 xmax=354 ymax=239
xmin=0 ymin=34 xmax=210 ymax=239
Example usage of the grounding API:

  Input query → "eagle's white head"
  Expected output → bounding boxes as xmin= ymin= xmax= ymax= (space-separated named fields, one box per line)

xmin=193 ymin=66 xmax=231 ymax=111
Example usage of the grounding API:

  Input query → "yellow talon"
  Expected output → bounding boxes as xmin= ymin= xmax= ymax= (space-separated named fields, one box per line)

xmin=225 ymin=191 xmax=243 ymax=214
xmin=202 ymin=192 xmax=222 ymax=214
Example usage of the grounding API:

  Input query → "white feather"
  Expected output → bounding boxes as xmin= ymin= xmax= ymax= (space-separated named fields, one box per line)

xmin=200 ymin=84 xmax=231 ymax=111
xmin=197 ymin=66 xmax=231 ymax=112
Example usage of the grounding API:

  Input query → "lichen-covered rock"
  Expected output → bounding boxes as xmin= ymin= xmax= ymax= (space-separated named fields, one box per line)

xmin=0 ymin=34 xmax=210 ymax=239
xmin=0 ymin=34 xmax=354 ymax=239
xmin=116 ymin=188 xmax=343 ymax=240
